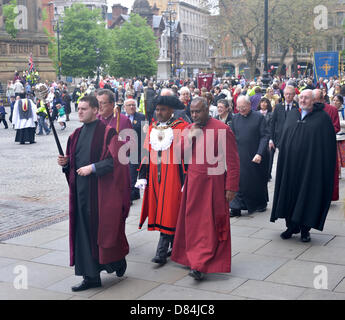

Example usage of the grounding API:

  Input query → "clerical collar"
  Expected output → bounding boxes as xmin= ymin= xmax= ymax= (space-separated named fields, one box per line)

xmin=85 ymin=119 xmax=98 ymax=126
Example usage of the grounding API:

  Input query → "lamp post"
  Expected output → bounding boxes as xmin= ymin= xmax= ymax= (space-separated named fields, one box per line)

xmin=49 ymin=3 xmax=63 ymax=81
xmin=163 ymin=3 xmax=177 ymax=80
xmin=261 ymin=0 xmax=270 ymax=92
xmin=95 ymin=47 xmax=100 ymax=88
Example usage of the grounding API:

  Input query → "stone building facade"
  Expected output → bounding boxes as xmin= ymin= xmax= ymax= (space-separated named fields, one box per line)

xmin=0 ymin=0 xmax=55 ymax=83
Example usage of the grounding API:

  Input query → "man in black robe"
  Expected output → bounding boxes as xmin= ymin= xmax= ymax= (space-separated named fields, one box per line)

xmin=270 ymin=90 xmax=336 ymax=242
xmin=58 ymin=95 xmax=130 ymax=292
xmin=230 ymin=95 xmax=270 ymax=217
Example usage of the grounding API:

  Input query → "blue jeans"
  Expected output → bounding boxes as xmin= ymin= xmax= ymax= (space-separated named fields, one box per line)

xmin=38 ymin=115 xmax=50 ymax=134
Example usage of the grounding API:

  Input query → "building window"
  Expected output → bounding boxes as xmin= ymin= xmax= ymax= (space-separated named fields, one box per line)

xmin=232 ymin=42 xmax=245 ymax=57
xmin=336 ymin=36 xmax=345 ymax=51
xmin=0 ymin=44 xmax=7 ymax=55
xmin=336 ymin=12 xmax=345 ymax=26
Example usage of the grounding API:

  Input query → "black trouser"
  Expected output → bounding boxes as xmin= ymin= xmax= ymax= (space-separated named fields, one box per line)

xmin=0 ymin=118 xmax=8 ymax=128
xmin=154 ymin=233 xmax=174 ymax=259
xmin=268 ymin=148 xmax=275 ymax=180
xmin=129 ymin=163 xmax=140 ymax=200
xmin=285 ymin=219 xmax=311 ymax=234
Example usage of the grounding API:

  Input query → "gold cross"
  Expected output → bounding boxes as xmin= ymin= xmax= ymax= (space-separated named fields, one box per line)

xmin=321 ymin=62 xmax=333 ymax=76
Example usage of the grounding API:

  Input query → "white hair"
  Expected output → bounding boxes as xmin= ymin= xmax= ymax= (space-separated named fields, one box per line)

xmin=124 ymin=98 xmax=137 ymax=108
xmin=237 ymin=95 xmax=251 ymax=105
xmin=179 ymin=86 xmax=190 ymax=94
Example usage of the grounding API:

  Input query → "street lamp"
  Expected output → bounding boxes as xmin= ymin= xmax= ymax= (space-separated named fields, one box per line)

xmin=95 ymin=47 xmax=100 ymax=88
xmin=163 ymin=3 xmax=177 ymax=80
xmin=261 ymin=0 xmax=270 ymax=92
xmin=49 ymin=3 xmax=63 ymax=81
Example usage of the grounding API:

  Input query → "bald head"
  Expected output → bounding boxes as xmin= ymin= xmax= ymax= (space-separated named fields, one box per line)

xmin=312 ymin=89 xmax=323 ymax=103
xmin=237 ymin=95 xmax=251 ymax=116
xmin=161 ymin=88 xmax=174 ymax=96
xmin=299 ymin=89 xmax=313 ymax=111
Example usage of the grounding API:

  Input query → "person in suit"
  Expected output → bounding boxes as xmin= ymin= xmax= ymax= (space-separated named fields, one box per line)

xmin=123 ymin=98 xmax=146 ymax=202
xmin=269 ymin=85 xmax=299 ymax=177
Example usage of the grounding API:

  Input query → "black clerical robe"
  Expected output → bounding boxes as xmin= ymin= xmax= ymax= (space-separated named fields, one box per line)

xmin=270 ymin=104 xmax=336 ymax=231
xmin=230 ymin=111 xmax=270 ymax=212
xmin=65 ymin=120 xmax=130 ymax=277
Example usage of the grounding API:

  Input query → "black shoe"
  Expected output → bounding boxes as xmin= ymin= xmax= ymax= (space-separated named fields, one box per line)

xmin=189 ymin=269 xmax=204 ymax=281
xmin=116 ymin=259 xmax=127 ymax=277
xmin=280 ymin=228 xmax=300 ymax=240
xmin=301 ymin=231 xmax=311 ymax=243
xmin=256 ymin=207 xmax=267 ymax=213
xmin=230 ymin=209 xmax=241 ymax=217
xmin=71 ymin=277 xmax=101 ymax=292
xmin=151 ymin=256 xmax=167 ymax=265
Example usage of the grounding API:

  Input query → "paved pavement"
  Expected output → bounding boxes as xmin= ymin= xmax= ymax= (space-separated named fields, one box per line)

xmin=0 ymin=110 xmax=345 ymax=300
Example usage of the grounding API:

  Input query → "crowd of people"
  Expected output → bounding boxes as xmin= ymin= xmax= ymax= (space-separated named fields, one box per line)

xmin=2 ymin=70 xmax=345 ymax=291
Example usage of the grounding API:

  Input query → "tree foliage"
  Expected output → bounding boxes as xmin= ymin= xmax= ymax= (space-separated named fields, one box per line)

xmin=60 ymin=4 xmax=110 ymax=77
xmin=3 ymin=0 xmax=19 ymax=38
xmin=209 ymin=0 xmax=332 ymax=78
xmin=107 ymin=14 xmax=159 ymax=78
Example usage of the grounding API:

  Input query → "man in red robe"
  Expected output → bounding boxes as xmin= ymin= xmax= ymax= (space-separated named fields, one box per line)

xmin=171 ymin=97 xmax=240 ymax=280
xmin=58 ymin=96 xmax=130 ymax=291
xmin=313 ymin=89 xmax=340 ymax=201
xmin=137 ymin=95 xmax=189 ymax=265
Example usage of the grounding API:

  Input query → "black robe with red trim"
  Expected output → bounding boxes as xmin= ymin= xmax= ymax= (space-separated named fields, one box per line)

xmin=64 ymin=120 xmax=131 ymax=274
xmin=138 ymin=116 xmax=189 ymax=235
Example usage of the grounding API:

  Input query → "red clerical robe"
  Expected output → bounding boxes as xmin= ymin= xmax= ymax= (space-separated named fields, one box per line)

xmin=139 ymin=117 xmax=189 ymax=235
xmin=324 ymin=104 xmax=340 ymax=201
xmin=171 ymin=118 xmax=240 ymax=273
xmin=65 ymin=121 xmax=131 ymax=266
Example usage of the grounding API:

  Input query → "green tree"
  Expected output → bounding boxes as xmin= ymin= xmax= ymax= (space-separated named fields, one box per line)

xmin=60 ymin=4 xmax=110 ymax=77
xmin=3 ymin=0 xmax=19 ymax=38
xmin=108 ymin=14 xmax=159 ymax=78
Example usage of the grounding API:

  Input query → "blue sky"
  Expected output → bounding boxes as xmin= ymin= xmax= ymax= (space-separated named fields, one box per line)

xmin=107 ymin=0 xmax=135 ymax=12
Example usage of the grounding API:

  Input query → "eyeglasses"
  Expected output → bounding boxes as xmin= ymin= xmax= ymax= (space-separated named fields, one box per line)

xmin=125 ymin=104 xmax=136 ymax=107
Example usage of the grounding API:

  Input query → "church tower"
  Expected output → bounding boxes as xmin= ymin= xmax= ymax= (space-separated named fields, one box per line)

xmin=132 ymin=0 xmax=154 ymax=27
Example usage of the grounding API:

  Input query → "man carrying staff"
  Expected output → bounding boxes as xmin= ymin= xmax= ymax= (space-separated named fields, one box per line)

xmin=58 ymin=95 xmax=130 ymax=291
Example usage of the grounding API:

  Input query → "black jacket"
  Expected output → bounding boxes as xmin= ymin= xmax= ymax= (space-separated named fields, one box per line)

xmin=270 ymin=100 xmax=299 ymax=148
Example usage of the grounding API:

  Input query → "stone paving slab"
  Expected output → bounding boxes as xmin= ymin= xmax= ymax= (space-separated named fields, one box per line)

xmin=231 ymin=279 xmax=306 ymax=300
xmin=297 ymin=246 xmax=345 ymax=265
xmin=124 ymin=260 xmax=189 ymax=284
xmin=90 ymin=278 xmax=161 ymax=300
xmin=334 ymin=278 xmax=345 ymax=293
xmin=249 ymin=228 xmax=335 ymax=246
xmin=0 ymin=243 xmax=50 ymax=260
xmin=326 ymin=236 xmax=345 ymax=248
xmin=231 ymin=236 xmax=270 ymax=254
xmin=138 ymin=283 xmax=247 ymax=300
xmin=0 ymin=282 xmax=72 ymax=300
xmin=265 ymin=260 xmax=345 ymax=291
xmin=37 ymin=236 xmax=69 ymax=252
xmin=3 ymin=229 xmax=68 ymax=247
xmin=0 ymin=261 xmax=74 ymax=289
xmin=31 ymin=251 xmax=70 ymax=268
xmin=173 ymin=273 xmax=247 ymax=294
xmin=297 ymin=288 xmax=345 ymax=300
xmin=254 ymin=239 xmax=311 ymax=259
xmin=230 ymin=253 xmax=288 ymax=281
xmin=46 ymin=273 xmax=124 ymax=299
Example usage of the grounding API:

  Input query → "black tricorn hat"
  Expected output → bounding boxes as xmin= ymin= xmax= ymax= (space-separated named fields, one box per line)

xmin=153 ymin=95 xmax=185 ymax=110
